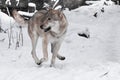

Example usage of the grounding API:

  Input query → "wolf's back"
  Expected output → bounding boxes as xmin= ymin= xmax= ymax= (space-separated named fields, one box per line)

xmin=12 ymin=10 xmax=28 ymax=27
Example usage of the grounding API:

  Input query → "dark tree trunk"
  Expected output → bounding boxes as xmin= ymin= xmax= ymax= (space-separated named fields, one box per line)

xmin=46 ymin=0 xmax=86 ymax=10
xmin=112 ymin=0 xmax=120 ymax=5
xmin=17 ymin=0 xmax=28 ymax=11
xmin=0 ymin=0 xmax=6 ymax=8
xmin=10 ymin=0 xmax=17 ymax=7
xmin=63 ymin=0 xmax=86 ymax=10
xmin=29 ymin=0 xmax=44 ymax=10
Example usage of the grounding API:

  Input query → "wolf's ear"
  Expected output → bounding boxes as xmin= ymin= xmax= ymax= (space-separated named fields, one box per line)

xmin=58 ymin=11 xmax=63 ymax=19
xmin=12 ymin=9 xmax=19 ymax=18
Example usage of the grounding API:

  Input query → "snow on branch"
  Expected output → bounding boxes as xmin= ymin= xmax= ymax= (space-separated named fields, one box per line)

xmin=53 ymin=0 xmax=60 ymax=8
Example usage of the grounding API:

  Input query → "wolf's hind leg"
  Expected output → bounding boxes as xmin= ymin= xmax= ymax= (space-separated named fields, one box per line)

xmin=57 ymin=54 xmax=65 ymax=60
xmin=50 ymin=41 xmax=65 ymax=67
xmin=51 ymin=43 xmax=65 ymax=61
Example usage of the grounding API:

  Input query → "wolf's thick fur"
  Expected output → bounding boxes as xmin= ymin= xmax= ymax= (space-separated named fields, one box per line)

xmin=12 ymin=9 xmax=68 ymax=67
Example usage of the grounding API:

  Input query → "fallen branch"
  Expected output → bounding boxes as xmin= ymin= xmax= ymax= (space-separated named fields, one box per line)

xmin=0 ymin=38 xmax=5 ymax=42
xmin=100 ymin=71 xmax=109 ymax=77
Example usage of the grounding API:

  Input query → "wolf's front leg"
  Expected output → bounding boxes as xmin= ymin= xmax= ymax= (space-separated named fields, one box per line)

xmin=31 ymin=34 xmax=40 ymax=65
xmin=39 ymin=37 xmax=48 ymax=64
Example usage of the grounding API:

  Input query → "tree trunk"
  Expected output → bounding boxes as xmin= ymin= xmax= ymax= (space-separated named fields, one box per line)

xmin=29 ymin=0 xmax=44 ymax=10
xmin=63 ymin=0 xmax=86 ymax=10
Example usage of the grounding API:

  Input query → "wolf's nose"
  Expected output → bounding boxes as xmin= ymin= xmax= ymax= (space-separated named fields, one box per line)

xmin=40 ymin=25 xmax=44 ymax=29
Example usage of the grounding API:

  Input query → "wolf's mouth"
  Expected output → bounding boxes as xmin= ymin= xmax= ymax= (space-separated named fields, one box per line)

xmin=40 ymin=25 xmax=51 ymax=32
xmin=44 ymin=27 xmax=51 ymax=32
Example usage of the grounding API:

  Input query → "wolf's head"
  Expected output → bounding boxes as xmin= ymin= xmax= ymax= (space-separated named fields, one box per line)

xmin=40 ymin=9 xmax=63 ymax=32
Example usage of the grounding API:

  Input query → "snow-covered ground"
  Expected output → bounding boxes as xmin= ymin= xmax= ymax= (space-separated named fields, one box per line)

xmin=0 ymin=3 xmax=120 ymax=80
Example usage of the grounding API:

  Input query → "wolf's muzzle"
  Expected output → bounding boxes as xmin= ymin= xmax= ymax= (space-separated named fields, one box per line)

xmin=40 ymin=25 xmax=51 ymax=32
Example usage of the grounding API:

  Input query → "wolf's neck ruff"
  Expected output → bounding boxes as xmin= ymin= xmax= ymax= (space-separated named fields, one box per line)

xmin=50 ymin=29 xmax=67 ymax=39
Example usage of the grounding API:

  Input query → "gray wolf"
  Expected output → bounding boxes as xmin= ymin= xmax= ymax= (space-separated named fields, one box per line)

xmin=12 ymin=9 xmax=68 ymax=67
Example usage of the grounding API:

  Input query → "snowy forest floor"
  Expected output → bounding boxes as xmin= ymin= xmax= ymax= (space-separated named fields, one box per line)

xmin=0 ymin=4 xmax=120 ymax=80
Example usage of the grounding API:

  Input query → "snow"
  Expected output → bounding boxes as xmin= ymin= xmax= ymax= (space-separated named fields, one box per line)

xmin=54 ymin=5 xmax=62 ymax=10
xmin=53 ymin=0 xmax=59 ymax=8
xmin=0 ymin=2 xmax=120 ymax=80
xmin=0 ymin=12 xmax=15 ymax=30
xmin=18 ymin=11 xmax=35 ymax=17
xmin=5 ymin=0 xmax=11 ymax=5
xmin=28 ymin=3 xmax=36 ymax=7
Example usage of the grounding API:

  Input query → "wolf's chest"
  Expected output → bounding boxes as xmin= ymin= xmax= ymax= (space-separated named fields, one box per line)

xmin=51 ymin=21 xmax=60 ymax=34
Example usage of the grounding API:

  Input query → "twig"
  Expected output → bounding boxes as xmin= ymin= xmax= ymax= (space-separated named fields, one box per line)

xmin=0 ymin=38 xmax=5 ymax=42
xmin=6 ymin=7 xmax=12 ymax=48
xmin=100 ymin=71 xmax=109 ymax=77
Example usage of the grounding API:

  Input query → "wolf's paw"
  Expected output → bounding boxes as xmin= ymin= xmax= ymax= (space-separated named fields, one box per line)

xmin=50 ymin=64 xmax=55 ymax=67
xmin=60 ymin=56 xmax=65 ymax=60
xmin=36 ymin=62 xmax=42 ymax=65
xmin=58 ymin=56 xmax=66 ymax=60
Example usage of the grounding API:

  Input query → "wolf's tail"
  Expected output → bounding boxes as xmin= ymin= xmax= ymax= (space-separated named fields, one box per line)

xmin=12 ymin=9 xmax=28 ymax=27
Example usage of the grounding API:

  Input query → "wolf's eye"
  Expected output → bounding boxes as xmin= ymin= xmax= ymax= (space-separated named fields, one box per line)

xmin=48 ymin=18 xmax=51 ymax=20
